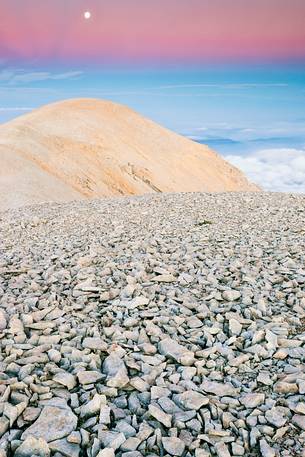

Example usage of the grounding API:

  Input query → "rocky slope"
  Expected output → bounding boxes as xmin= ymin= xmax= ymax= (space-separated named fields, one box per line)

xmin=0 ymin=192 xmax=304 ymax=457
xmin=0 ymin=99 xmax=258 ymax=211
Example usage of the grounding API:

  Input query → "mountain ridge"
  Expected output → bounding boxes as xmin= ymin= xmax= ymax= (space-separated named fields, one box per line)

xmin=0 ymin=98 xmax=259 ymax=211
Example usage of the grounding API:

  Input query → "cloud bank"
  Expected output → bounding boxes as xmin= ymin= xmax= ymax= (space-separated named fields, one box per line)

xmin=226 ymin=148 xmax=305 ymax=193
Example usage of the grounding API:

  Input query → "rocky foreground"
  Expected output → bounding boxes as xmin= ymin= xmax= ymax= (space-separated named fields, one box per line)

xmin=0 ymin=192 xmax=304 ymax=457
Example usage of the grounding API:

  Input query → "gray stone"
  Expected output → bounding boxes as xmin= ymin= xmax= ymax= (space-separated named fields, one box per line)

xmin=241 ymin=393 xmax=265 ymax=408
xmin=53 ymin=372 xmax=77 ymax=390
xmin=222 ymin=290 xmax=241 ymax=301
xmin=292 ymin=414 xmax=305 ymax=431
xmin=274 ymin=382 xmax=298 ymax=394
xmin=148 ymin=405 xmax=172 ymax=427
xmin=0 ymin=417 xmax=9 ymax=439
xmin=49 ymin=438 xmax=80 ymax=457
xmin=48 ymin=349 xmax=61 ymax=363
xmin=21 ymin=406 xmax=77 ymax=442
xmin=174 ymin=391 xmax=209 ymax=410
xmin=82 ymin=337 xmax=108 ymax=351
xmin=15 ymin=437 xmax=50 ymax=457
xmin=99 ymin=431 xmax=126 ymax=450
xmin=152 ymin=274 xmax=176 ymax=282
xmin=80 ymin=394 xmax=106 ymax=418
xmin=77 ymin=370 xmax=103 ymax=385
xmin=257 ymin=372 xmax=272 ymax=386
xmin=229 ymin=318 xmax=242 ymax=336
xmin=214 ymin=442 xmax=231 ymax=457
xmin=201 ymin=380 xmax=238 ymax=397
xmin=231 ymin=443 xmax=245 ymax=456
xmin=0 ymin=310 xmax=7 ymax=330
xmin=115 ymin=420 xmax=137 ymax=438
xmin=158 ymin=338 xmax=195 ymax=366
xmin=298 ymin=380 xmax=305 ymax=394
xmin=162 ymin=437 xmax=185 ymax=456
xmin=265 ymin=407 xmax=288 ymax=427
xmin=96 ymin=450 xmax=115 ymax=457
xmin=67 ymin=431 xmax=81 ymax=444
xmin=121 ymin=437 xmax=141 ymax=452
xmin=259 ymin=439 xmax=276 ymax=457
xmin=103 ymin=355 xmax=129 ymax=388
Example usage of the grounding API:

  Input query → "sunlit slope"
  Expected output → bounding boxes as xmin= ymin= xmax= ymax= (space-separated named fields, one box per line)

xmin=0 ymin=98 xmax=259 ymax=210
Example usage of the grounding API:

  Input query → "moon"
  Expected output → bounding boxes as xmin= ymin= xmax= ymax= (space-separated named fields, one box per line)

xmin=84 ymin=11 xmax=91 ymax=20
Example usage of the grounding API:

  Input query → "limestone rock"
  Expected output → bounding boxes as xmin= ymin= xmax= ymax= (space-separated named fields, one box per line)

xmin=103 ymin=355 xmax=129 ymax=388
xmin=222 ymin=290 xmax=241 ymax=302
xmin=158 ymin=338 xmax=195 ymax=366
xmin=241 ymin=393 xmax=265 ymax=408
xmin=77 ymin=370 xmax=103 ymax=385
xmin=49 ymin=438 xmax=80 ymax=457
xmin=201 ymin=380 xmax=238 ymax=397
xmin=292 ymin=414 xmax=305 ymax=431
xmin=15 ymin=437 xmax=50 ymax=457
xmin=21 ymin=406 xmax=77 ymax=442
xmin=96 ymin=450 xmax=115 ymax=457
xmin=259 ymin=439 xmax=276 ymax=457
xmin=53 ymin=372 xmax=77 ymax=390
xmin=148 ymin=405 xmax=172 ymax=427
xmin=162 ymin=437 xmax=185 ymax=456
xmin=174 ymin=391 xmax=209 ymax=410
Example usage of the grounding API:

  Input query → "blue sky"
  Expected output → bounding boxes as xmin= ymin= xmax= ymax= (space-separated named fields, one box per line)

xmin=1 ymin=64 xmax=305 ymax=191
xmin=1 ymin=64 xmax=305 ymax=132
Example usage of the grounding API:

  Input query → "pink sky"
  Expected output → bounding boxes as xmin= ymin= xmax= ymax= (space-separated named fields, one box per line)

xmin=0 ymin=0 xmax=305 ymax=63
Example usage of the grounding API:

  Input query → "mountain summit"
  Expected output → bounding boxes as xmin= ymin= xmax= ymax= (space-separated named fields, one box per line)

xmin=0 ymin=98 xmax=258 ymax=210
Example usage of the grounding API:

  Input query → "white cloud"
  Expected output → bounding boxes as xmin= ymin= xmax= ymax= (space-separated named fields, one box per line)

xmin=188 ymin=124 xmax=305 ymax=143
xmin=157 ymin=83 xmax=288 ymax=90
xmin=0 ymin=69 xmax=83 ymax=84
xmin=0 ymin=107 xmax=33 ymax=112
xmin=226 ymin=148 xmax=305 ymax=193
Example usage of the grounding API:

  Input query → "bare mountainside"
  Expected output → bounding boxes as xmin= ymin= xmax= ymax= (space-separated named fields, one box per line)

xmin=0 ymin=98 xmax=258 ymax=210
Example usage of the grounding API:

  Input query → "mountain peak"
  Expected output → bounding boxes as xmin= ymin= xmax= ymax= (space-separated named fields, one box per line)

xmin=0 ymin=98 xmax=259 ymax=211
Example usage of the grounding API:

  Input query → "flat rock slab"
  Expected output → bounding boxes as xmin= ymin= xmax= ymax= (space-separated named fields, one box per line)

xmin=174 ymin=391 xmax=209 ymax=410
xmin=158 ymin=338 xmax=195 ymax=366
xmin=201 ymin=380 xmax=238 ymax=397
xmin=162 ymin=437 xmax=185 ymax=456
xmin=15 ymin=436 xmax=50 ymax=457
xmin=22 ymin=405 xmax=77 ymax=442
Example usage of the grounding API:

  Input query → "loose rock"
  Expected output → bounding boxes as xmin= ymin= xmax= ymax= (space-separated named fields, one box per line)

xmin=1 ymin=192 xmax=305 ymax=457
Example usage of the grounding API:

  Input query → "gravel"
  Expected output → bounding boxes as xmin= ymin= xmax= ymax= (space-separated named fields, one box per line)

xmin=0 ymin=191 xmax=305 ymax=457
